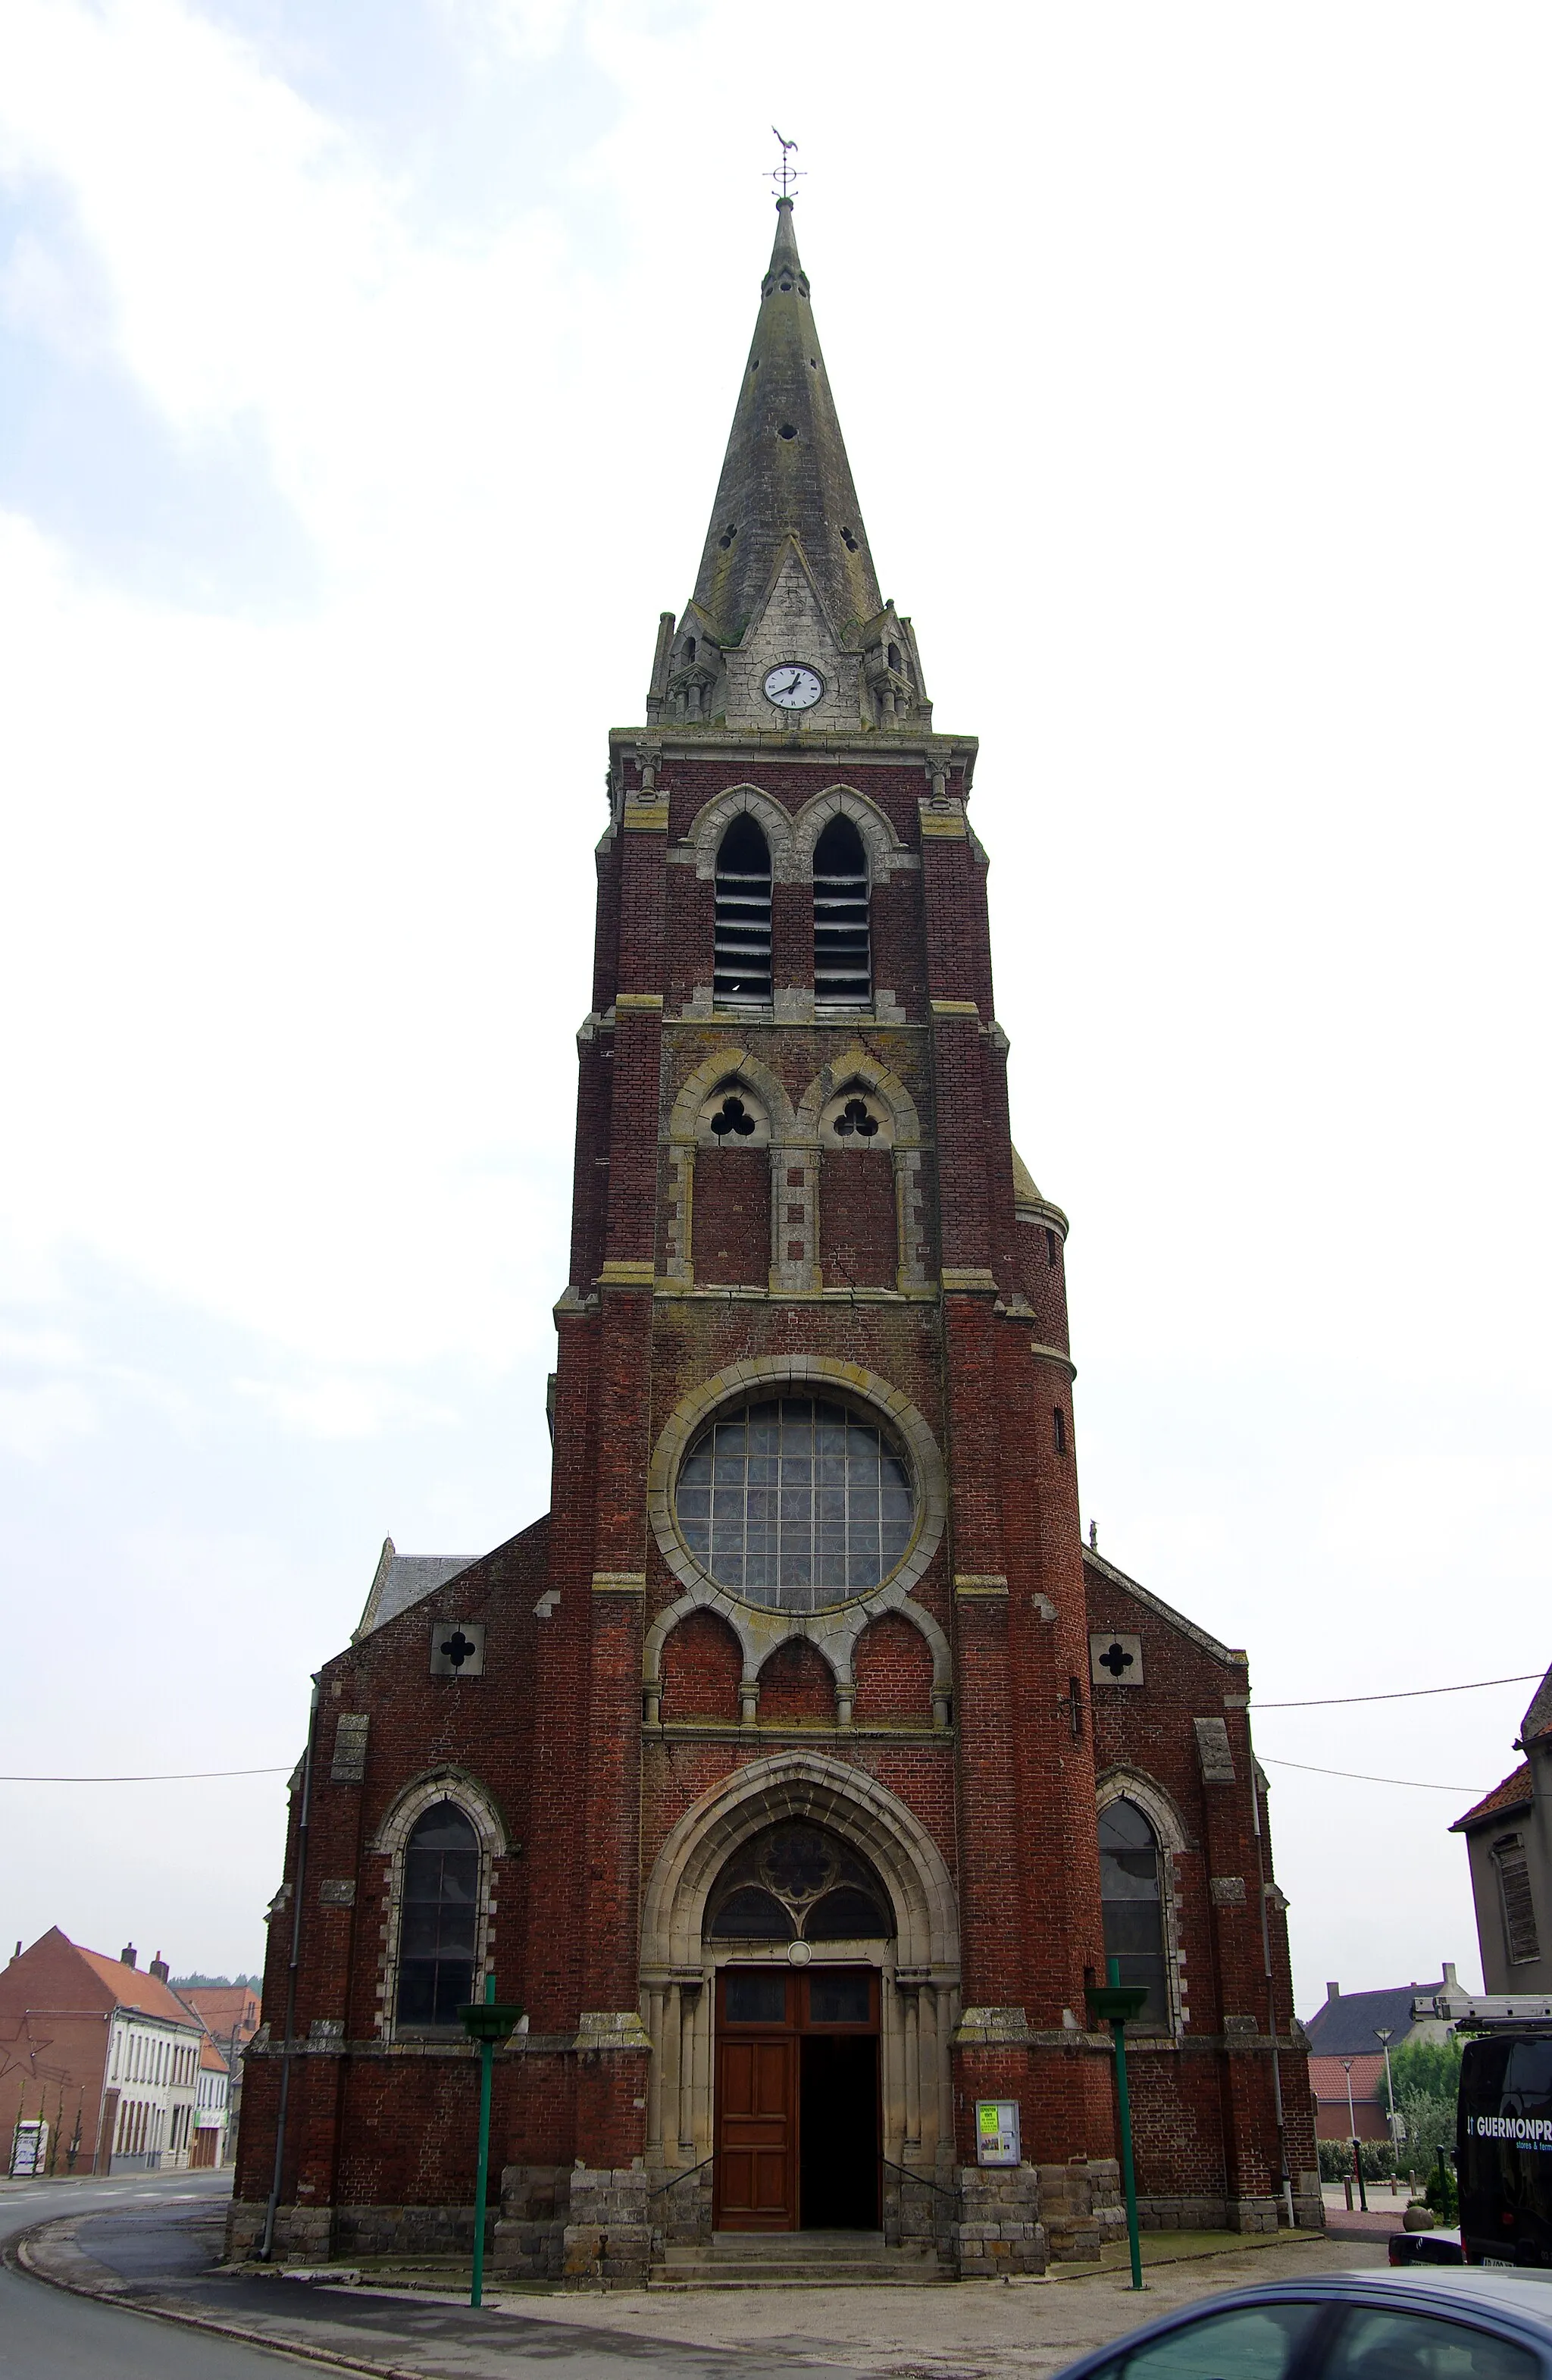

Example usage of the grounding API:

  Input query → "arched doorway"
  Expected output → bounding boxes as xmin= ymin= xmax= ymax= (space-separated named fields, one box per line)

xmin=708 ymin=1821 xmax=891 ymax=2229
xmin=639 ymin=1752 xmax=961 ymax=2231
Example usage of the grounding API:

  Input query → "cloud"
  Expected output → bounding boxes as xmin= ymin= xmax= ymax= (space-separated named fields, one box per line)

xmin=236 ymin=1373 xmax=459 ymax=1439
xmin=0 ymin=1377 xmax=96 ymax=1460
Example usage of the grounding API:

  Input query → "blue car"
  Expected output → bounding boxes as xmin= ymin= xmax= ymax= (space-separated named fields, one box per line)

xmin=1051 ymin=2269 xmax=1552 ymax=2380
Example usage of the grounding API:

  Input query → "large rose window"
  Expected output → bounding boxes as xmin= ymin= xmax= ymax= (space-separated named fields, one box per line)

xmin=674 ymin=1394 xmax=915 ymax=1612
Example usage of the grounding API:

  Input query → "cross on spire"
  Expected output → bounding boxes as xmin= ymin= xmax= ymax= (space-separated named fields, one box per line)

xmin=769 ymin=127 xmax=803 ymax=201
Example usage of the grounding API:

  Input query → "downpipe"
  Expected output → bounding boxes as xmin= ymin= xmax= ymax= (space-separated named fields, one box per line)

xmin=260 ymin=1673 xmax=321 ymax=2261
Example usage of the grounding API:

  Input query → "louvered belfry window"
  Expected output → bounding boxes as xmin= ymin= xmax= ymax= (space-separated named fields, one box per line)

xmin=813 ymin=814 xmax=870 ymax=1006
xmin=713 ymin=815 xmax=772 ymax=1004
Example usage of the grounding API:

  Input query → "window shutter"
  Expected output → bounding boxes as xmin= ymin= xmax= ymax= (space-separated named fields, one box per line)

xmin=1497 ymin=1850 xmax=1541 ymax=1965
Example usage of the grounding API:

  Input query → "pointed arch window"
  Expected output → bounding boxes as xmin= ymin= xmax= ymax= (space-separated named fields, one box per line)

xmin=812 ymin=814 xmax=870 ymax=1007
xmin=714 ymin=816 xmax=772 ymax=1004
xmin=1098 ymin=1798 xmax=1169 ymax=2025
xmin=395 ymin=1800 xmax=479 ymax=2029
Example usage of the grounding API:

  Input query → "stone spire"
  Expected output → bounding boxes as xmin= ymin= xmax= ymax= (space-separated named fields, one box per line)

xmin=685 ymin=199 xmax=883 ymax=648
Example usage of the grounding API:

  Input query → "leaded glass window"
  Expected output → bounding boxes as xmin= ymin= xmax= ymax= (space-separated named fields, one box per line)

xmin=675 ymin=1395 xmax=914 ymax=1611
xmin=1098 ymin=1797 xmax=1169 ymax=2025
xmin=706 ymin=1822 xmax=893 ymax=1943
xmin=396 ymin=1801 xmax=479 ymax=2029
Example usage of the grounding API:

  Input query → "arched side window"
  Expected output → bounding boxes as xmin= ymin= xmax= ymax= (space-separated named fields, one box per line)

xmin=812 ymin=813 xmax=870 ymax=1007
xmin=1098 ymin=1797 xmax=1169 ymax=2025
xmin=714 ymin=816 xmax=772 ymax=1005
xmin=395 ymin=1800 xmax=480 ymax=2030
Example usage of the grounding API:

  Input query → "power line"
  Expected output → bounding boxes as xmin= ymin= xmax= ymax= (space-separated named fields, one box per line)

xmin=1253 ymin=1671 xmax=1541 ymax=1709
xmin=1259 ymin=1755 xmax=1485 ymax=1793
xmin=0 ymin=1766 xmax=290 ymax=1783
xmin=2 ymin=1671 xmax=1537 ymax=1783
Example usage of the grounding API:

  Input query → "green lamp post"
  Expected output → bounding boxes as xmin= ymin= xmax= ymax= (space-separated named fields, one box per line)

xmin=458 ymin=1974 xmax=524 ymax=2309
xmin=1084 ymin=1956 xmax=1150 ymax=2291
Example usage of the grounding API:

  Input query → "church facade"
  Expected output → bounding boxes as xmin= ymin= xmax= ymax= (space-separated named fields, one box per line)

xmin=231 ymin=198 xmax=1321 ymax=2278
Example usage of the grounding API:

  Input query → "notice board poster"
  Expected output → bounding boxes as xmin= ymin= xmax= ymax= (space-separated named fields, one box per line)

xmin=975 ymin=2099 xmax=1020 ymax=2165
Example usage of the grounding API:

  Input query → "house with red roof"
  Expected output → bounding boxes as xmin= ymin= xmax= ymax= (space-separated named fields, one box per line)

xmin=2 ymin=1929 xmax=208 ymax=2174
xmin=176 ymin=1981 xmax=259 ymax=2162
xmin=1301 ymin=1970 xmax=1460 ymax=2140
xmin=1452 ymin=1660 xmax=1552 ymax=1994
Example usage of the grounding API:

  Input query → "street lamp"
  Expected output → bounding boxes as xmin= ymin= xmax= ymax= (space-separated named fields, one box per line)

xmin=1375 ymin=2028 xmax=1399 ymax=2192
xmin=1341 ymin=2056 xmax=1368 ymax=2212
xmin=1085 ymin=1956 xmax=1150 ymax=2291
xmin=458 ymin=1974 xmax=524 ymax=2309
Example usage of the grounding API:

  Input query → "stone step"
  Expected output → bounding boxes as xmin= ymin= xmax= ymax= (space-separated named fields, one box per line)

xmin=650 ymin=2234 xmax=946 ymax=2288
xmin=649 ymin=2266 xmax=947 ymax=2288
xmin=681 ymin=2230 xmax=889 ymax=2258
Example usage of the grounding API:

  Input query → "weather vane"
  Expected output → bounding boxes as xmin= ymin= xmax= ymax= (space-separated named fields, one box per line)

xmin=770 ymin=127 xmax=804 ymax=201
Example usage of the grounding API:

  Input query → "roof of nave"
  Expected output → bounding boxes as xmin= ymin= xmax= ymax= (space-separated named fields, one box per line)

xmin=684 ymin=198 xmax=883 ymax=650
xmin=1452 ymin=1760 xmax=1534 ymax=1833
xmin=354 ymin=1536 xmax=477 ymax=1639
xmin=1082 ymin=1543 xmax=1243 ymax=1671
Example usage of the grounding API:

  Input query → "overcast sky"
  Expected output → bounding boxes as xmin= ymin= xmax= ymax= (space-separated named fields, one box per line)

xmin=2 ymin=0 xmax=1548 ymax=2016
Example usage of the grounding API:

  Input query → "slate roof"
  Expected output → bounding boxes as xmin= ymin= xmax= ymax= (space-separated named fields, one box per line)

xmin=1452 ymin=1762 xmax=1534 ymax=1834
xmin=354 ymin=1537 xmax=477 ymax=1639
xmin=1521 ymin=1660 xmax=1552 ymax=1749
xmin=1302 ymin=1978 xmax=1444 ymax=2056
xmin=684 ymin=199 xmax=882 ymax=649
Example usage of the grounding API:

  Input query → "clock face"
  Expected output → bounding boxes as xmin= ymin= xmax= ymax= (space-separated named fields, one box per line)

xmin=762 ymin=663 xmax=824 ymax=712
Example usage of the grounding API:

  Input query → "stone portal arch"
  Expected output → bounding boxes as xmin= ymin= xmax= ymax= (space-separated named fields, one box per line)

xmin=638 ymin=1752 xmax=960 ymax=2187
xmin=684 ymin=784 xmax=801 ymax=883
xmin=791 ymin=784 xmax=909 ymax=885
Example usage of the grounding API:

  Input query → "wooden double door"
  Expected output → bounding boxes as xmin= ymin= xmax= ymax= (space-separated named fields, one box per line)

xmin=713 ymin=1966 xmax=880 ymax=2231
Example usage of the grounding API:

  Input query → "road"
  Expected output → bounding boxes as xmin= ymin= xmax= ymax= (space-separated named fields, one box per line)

xmin=0 ymin=2169 xmax=875 ymax=2379
xmin=0 ymin=2169 xmax=318 ymax=2378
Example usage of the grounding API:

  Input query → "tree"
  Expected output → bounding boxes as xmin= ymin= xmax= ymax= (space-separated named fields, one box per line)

xmin=1385 ymin=2034 xmax=1463 ymax=2180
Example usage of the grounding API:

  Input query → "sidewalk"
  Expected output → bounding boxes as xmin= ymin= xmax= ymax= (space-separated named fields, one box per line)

xmin=1319 ymin=2183 xmax=1406 ymax=2244
xmin=13 ymin=2198 xmax=1385 ymax=2380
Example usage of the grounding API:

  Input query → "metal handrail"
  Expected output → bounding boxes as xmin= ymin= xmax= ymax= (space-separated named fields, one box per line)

xmin=882 ymin=2156 xmax=956 ymax=2205
xmin=646 ymin=2154 xmax=715 ymax=2204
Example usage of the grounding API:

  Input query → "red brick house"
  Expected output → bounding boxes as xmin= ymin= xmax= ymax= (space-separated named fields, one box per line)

xmin=1302 ymin=1971 xmax=1459 ymax=2143
xmin=2 ymin=1931 xmax=208 ymax=2174
xmin=231 ymin=195 xmax=1319 ymax=2277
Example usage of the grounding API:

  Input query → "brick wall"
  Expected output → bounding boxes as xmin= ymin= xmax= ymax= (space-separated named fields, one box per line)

xmin=659 ymin=1611 xmax=743 ymax=1723
xmin=231 ymin=725 xmax=1314 ymax=2244
xmin=852 ymin=1613 xmax=935 ymax=1725
xmin=818 ymin=1148 xmax=898 ymax=1288
xmin=690 ymin=1148 xmax=769 ymax=1286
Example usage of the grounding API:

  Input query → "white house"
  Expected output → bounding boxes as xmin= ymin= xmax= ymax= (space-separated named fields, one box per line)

xmin=102 ymin=1952 xmax=206 ymax=2172
xmin=189 ymin=2032 xmax=231 ymax=2165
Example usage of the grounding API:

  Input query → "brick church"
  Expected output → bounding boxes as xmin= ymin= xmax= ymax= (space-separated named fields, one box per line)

xmin=233 ymin=196 xmax=1320 ymax=2278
